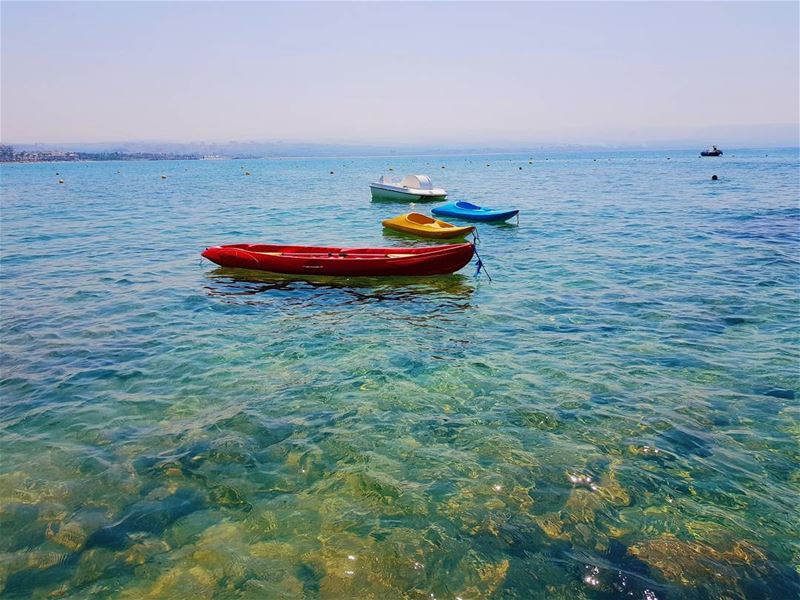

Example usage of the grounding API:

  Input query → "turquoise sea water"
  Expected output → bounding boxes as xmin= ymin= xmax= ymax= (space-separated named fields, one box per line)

xmin=1 ymin=149 xmax=798 ymax=599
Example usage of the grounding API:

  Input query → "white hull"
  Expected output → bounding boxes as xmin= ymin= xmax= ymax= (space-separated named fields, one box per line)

xmin=369 ymin=183 xmax=447 ymax=202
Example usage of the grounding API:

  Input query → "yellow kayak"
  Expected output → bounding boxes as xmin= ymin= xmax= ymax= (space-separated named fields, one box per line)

xmin=382 ymin=212 xmax=474 ymax=239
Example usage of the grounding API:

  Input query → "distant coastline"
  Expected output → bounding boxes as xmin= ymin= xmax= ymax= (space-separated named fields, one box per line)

xmin=0 ymin=144 xmax=204 ymax=163
xmin=2 ymin=142 xmax=797 ymax=164
xmin=2 ymin=141 xmax=610 ymax=163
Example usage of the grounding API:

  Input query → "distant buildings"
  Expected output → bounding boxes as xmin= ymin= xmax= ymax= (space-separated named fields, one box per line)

xmin=0 ymin=145 xmax=200 ymax=162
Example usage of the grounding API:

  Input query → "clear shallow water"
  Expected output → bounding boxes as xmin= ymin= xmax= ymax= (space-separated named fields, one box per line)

xmin=1 ymin=149 xmax=798 ymax=599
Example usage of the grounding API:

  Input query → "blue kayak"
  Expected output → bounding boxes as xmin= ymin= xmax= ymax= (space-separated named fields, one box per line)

xmin=432 ymin=201 xmax=519 ymax=222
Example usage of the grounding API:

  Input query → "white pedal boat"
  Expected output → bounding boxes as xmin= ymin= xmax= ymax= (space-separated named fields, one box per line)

xmin=369 ymin=174 xmax=447 ymax=201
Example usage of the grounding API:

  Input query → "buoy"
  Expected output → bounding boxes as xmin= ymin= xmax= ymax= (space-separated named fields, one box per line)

xmin=441 ymin=165 xmax=445 ymax=169
xmin=667 ymin=157 xmax=671 ymax=160
xmin=58 ymin=179 xmax=64 ymax=184
xmin=329 ymin=171 xmax=334 ymax=175
xmin=161 ymin=175 xmax=167 ymax=179
xmin=245 ymin=172 xmax=251 ymax=176
xmin=388 ymin=167 xmax=394 ymax=171
xmin=56 ymin=172 xmax=60 ymax=175
xmin=711 ymin=175 xmax=718 ymax=180
xmin=528 ymin=161 xmax=532 ymax=164
xmin=518 ymin=166 xmax=522 ymax=170
xmin=486 ymin=164 xmax=490 ymax=167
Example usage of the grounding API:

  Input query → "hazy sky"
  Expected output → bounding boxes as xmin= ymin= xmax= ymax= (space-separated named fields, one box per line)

xmin=2 ymin=1 xmax=798 ymax=146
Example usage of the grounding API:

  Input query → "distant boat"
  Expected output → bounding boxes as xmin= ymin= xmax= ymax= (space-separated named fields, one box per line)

xmin=369 ymin=174 xmax=447 ymax=201
xmin=700 ymin=146 xmax=723 ymax=157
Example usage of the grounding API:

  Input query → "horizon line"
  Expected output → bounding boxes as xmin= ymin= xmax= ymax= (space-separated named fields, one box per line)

xmin=4 ymin=140 xmax=799 ymax=151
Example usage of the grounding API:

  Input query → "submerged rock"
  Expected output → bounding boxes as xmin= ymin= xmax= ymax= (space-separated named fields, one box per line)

xmin=0 ymin=549 xmax=70 ymax=595
xmin=320 ymin=468 xmax=429 ymax=518
xmin=0 ymin=471 xmax=72 ymax=506
xmin=209 ymin=484 xmax=251 ymax=511
xmin=120 ymin=535 xmax=171 ymax=566
xmin=71 ymin=548 xmax=116 ymax=586
xmin=459 ymin=556 xmax=509 ymax=598
xmin=119 ymin=520 xmax=304 ymax=599
xmin=629 ymin=533 xmax=770 ymax=586
xmin=239 ymin=575 xmax=305 ymax=599
xmin=120 ymin=564 xmax=218 ymax=600
xmin=88 ymin=488 xmax=203 ymax=549
xmin=439 ymin=481 xmax=534 ymax=536
xmin=564 ymin=489 xmax=604 ymax=524
xmin=0 ymin=503 xmax=44 ymax=552
xmin=533 ymin=513 xmax=569 ymax=540
xmin=595 ymin=461 xmax=631 ymax=506
xmin=47 ymin=520 xmax=91 ymax=552
xmin=658 ymin=426 xmax=714 ymax=458
xmin=311 ymin=527 xmax=512 ymax=600
xmin=245 ymin=506 xmax=279 ymax=535
xmin=516 ymin=408 xmax=562 ymax=430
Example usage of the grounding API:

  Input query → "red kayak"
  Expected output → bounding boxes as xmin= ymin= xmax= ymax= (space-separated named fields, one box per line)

xmin=201 ymin=243 xmax=474 ymax=276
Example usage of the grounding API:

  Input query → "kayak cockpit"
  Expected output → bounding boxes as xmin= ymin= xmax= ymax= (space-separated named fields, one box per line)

xmin=455 ymin=201 xmax=483 ymax=210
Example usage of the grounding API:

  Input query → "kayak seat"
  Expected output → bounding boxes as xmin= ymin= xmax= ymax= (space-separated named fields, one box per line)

xmin=455 ymin=201 xmax=481 ymax=209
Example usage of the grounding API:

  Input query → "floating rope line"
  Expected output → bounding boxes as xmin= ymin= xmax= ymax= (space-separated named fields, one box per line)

xmin=473 ymin=244 xmax=492 ymax=282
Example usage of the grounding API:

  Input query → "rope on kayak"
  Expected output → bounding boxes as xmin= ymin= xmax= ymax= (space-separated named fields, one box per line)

xmin=516 ymin=213 xmax=520 ymax=225
xmin=473 ymin=244 xmax=492 ymax=282
xmin=471 ymin=227 xmax=481 ymax=244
